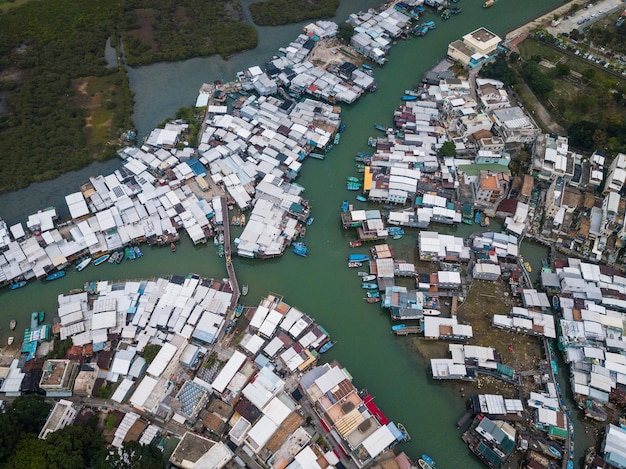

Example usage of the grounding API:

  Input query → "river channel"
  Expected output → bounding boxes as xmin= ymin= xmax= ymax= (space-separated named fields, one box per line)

xmin=0 ymin=0 xmax=595 ymax=465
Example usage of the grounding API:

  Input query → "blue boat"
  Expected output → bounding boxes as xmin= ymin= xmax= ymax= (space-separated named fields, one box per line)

xmin=347 ymin=182 xmax=361 ymax=191
xmin=134 ymin=246 xmax=143 ymax=258
xmin=422 ymin=454 xmax=436 ymax=468
xmin=356 ymin=152 xmax=370 ymax=159
xmin=342 ymin=200 xmax=349 ymax=212
xmin=567 ymin=461 xmax=574 ymax=469
xmin=93 ymin=254 xmax=110 ymax=266
xmin=319 ymin=341 xmax=336 ymax=353
xmin=348 ymin=254 xmax=369 ymax=262
xmin=548 ymin=446 xmax=561 ymax=458
xmin=362 ymin=63 xmax=373 ymax=70
xmin=474 ymin=211 xmax=481 ymax=224
xmin=391 ymin=324 xmax=406 ymax=331
xmin=334 ymin=133 xmax=341 ymax=145
xmin=388 ymin=227 xmax=405 ymax=236
xmin=553 ymin=295 xmax=560 ymax=311
xmin=46 ymin=271 xmax=66 ymax=281
xmin=402 ymin=95 xmax=418 ymax=101
xmin=356 ymin=195 xmax=367 ymax=202
xmin=362 ymin=282 xmax=377 ymax=289
xmin=125 ymin=247 xmax=136 ymax=260
xmin=293 ymin=242 xmax=308 ymax=257
xmin=10 ymin=280 xmax=27 ymax=290
xmin=339 ymin=122 xmax=346 ymax=132
xmin=306 ymin=217 xmax=314 ymax=226
xmin=422 ymin=20 xmax=436 ymax=29
xmin=374 ymin=123 xmax=386 ymax=132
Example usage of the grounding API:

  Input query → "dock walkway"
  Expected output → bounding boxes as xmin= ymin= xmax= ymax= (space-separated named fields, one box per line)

xmin=221 ymin=195 xmax=240 ymax=310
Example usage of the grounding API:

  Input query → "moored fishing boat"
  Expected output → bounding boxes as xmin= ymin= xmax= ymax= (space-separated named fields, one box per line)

xmin=93 ymin=254 xmax=110 ymax=266
xmin=401 ymin=94 xmax=418 ymax=101
xmin=7 ymin=337 xmax=14 ymax=346
xmin=348 ymin=254 xmax=369 ymax=263
xmin=38 ymin=311 xmax=45 ymax=323
xmin=114 ymin=251 xmax=124 ymax=264
xmin=76 ymin=257 xmax=92 ymax=271
xmin=333 ymin=133 xmax=340 ymax=145
xmin=9 ymin=319 xmax=16 ymax=330
xmin=342 ymin=200 xmax=349 ymax=212
xmin=125 ymin=247 xmax=136 ymax=260
xmin=242 ymin=284 xmax=249 ymax=296
xmin=10 ymin=280 xmax=27 ymax=290
xmin=418 ymin=459 xmax=433 ymax=469
xmin=234 ymin=304 xmax=244 ymax=318
xmin=483 ymin=0 xmax=494 ymax=7
xmin=423 ymin=309 xmax=441 ymax=316
xmin=350 ymin=240 xmax=363 ymax=248
xmin=367 ymin=290 xmax=380 ymax=298
xmin=306 ymin=217 xmax=314 ymax=226
xmin=293 ymin=242 xmax=308 ymax=257
xmin=397 ymin=422 xmax=411 ymax=441
xmin=361 ymin=282 xmax=377 ymax=290
xmin=552 ymin=295 xmax=560 ymax=311
xmin=347 ymin=182 xmax=361 ymax=191
xmin=170 ymin=242 xmax=176 ymax=252
xmin=346 ymin=176 xmax=359 ymax=183
xmin=357 ymin=271 xmax=369 ymax=277
xmin=374 ymin=123 xmax=386 ymax=132
xmin=421 ymin=454 xmax=436 ymax=468
xmin=348 ymin=261 xmax=363 ymax=268
xmin=319 ymin=341 xmax=336 ymax=353
xmin=31 ymin=312 xmax=39 ymax=329
xmin=391 ymin=324 xmax=406 ymax=331
xmin=524 ymin=261 xmax=532 ymax=273
xmin=474 ymin=211 xmax=481 ymax=225
xmin=134 ymin=246 xmax=143 ymax=258
xmin=541 ymin=258 xmax=549 ymax=269
xmin=362 ymin=274 xmax=376 ymax=282
xmin=356 ymin=195 xmax=367 ymax=202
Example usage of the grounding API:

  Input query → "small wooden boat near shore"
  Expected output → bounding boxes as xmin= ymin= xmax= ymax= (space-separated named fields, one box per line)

xmin=9 ymin=319 xmax=16 ymax=330
xmin=7 ymin=337 xmax=14 ymax=346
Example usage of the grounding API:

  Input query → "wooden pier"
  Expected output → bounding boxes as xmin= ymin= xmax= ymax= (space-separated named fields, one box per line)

xmin=221 ymin=195 xmax=240 ymax=310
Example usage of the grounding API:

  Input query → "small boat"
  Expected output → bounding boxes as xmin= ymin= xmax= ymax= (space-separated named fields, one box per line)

xmin=31 ymin=312 xmax=39 ymax=329
xmin=450 ymin=6 xmax=461 ymax=14
xmin=357 ymin=271 xmax=369 ymax=277
xmin=231 ymin=215 xmax=238 ymax=225
xmin=342 ymin=200 xmax=349 ymax=212
xmin=483 ymin=0 xmax=494 ymax=7
xmin=350 ymin=240 xmax=363 ymax=248
xmin=474 ymin=211 xmax=481 ymax=224
xmin=348 ymin=254 xmax=369 ymax=262
xmin=347 ymin=182 xmax=361 ymax=191
xmin=218 ymin=232 xmax=225 ymax=244
xmin=334 ymin=133 xmax=340 ymax=145
xmin=397 ymin=422 xmax=411 ymax=441
xmin=108 ymin=252 xmax=119 ymax=263
xmin=306 ymin=217 xmax=314 ymax=226
xmin=524 ymin=261 xmax=532 ymax=273
xmin=392 ymin=234 xmax=403 ymax=240
xmin=93 ymin=254 xmax=110 ymax=266
xmin=241 ymin=284 xmax=249 ymax=296
xmin=362 ymin=282 xmax=377 ymax=290
xmin=293 ymin=242 xmax=308 ymax=257
xmin=339 ymin=122 xmax=346 ymax=132
xmin=170 ymin=242 xmax=176 ymax=252
xmin=309 ymin=152 xmax=325 ymax=160
xmin=423 ymin=309 xmax=441 ymax=316
xmin=374 ymin=123 xmax=386 ymax=132
xmin=418 ymin=459 xmax=433 ymax=469
xmin=240 ymin=214 xmax=246 ymax=225
xmin=356 ymin=195 xmax=367 ymax=202
xmin=9 ymin=280 xmax=27 ymax=290
xmin=356 ymin=152 xmax=370 ymax=159
xmin=319 ymin=341 xmax=336 ymax=353
xmin=366 ymin=297 xmax=380 ymax=303
xmin=401 ymin=94 xmax=418 ymax=101
xmin=7 ymin=337 xmax=14 ymax=346
xmin=114 ymin=251 xmax=123 ymax=264
xmin=125 ymin=246 xmax=136 ymax=260
xmin=553 ymin=295 xmax=560 ymax=311
xmin=421 ymin=454 xmax=436 ymax=468
xmin=548 ymin=446 xmax=562 ymax=458
xmin=541 ymin=258 xmax=549 ymax=269
xmin=76 ymin=257 xmax=92 ymax=272
xmin=348 ymin=261 xmax=363 ymax=268
xmin=362 ymin=274 xmax=376 ymax=282
xmin=134 ymin=246 xmax=142 ymax=258
xmin=346 ymin=176 xmax=360 ymax=183
xmin=367 ymin=290 xmax=380 ymax=298
xmin=38 ymin=311 xmax=45 ymax=323
xmin=391 ymin=324 xmax=406 ymax=331
xmin=388 ymin=227 xmax=404 ymax=236
xmin=9 ymin=319 xmax=16 ymax=330
xmin=362 ymin=63 xmax=373 ymax=70
xmin=423 ymin=20 xmax=436 ymax=29
xmin=234 ymin=304 xmax=244 ymax=318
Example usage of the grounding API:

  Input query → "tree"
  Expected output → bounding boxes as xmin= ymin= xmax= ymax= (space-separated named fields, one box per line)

xmin=554 ymin=63 xmax=570 ymax=77
xmin=338 ymin=23 xmax=354 ymax=43
xmin=139 ymin=344 xmax=162 ymax=364
xmin=437 ymin=141 xmax=457 ymax=157
xmin=568 ymin=120 xmax=599 ymax=149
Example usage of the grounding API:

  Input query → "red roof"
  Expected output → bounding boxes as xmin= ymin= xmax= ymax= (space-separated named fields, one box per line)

xmin=362 ymin=394 xmax=390 ymax=425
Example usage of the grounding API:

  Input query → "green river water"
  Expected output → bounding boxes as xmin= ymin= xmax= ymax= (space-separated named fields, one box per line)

xmin=0 ymin=0 xmax=597 ymax=465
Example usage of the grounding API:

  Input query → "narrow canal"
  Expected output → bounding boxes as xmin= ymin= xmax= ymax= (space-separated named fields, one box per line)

xmin=0 ymin=0 xmax=596 ymax=465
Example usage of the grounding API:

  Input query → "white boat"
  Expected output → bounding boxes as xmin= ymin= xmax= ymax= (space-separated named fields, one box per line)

xmin=7 ymin=337 xmax=14 ymax=346
xmin=242 ymin=284 xmax=249 ymax=296
xmin=76 ymin=257 xmax=92 ymax=271
xmin=423 ymin=309 xmax=441 ymax=316
xmin=361 ymin=274 xmax=376 ymax=282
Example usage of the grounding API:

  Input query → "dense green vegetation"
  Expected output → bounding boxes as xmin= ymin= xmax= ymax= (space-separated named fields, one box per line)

xmin=481 ymin=40 xmax=626 ymax=154
xmin=119 ymin=0 xmax=257 ymax=65
xmin=0 ymin=395 xmax=165 ymax=468
xmin=0 ymin=0 xmax=258 ymax=193
xmin=249 ymin=0 xmax=339 ymax=26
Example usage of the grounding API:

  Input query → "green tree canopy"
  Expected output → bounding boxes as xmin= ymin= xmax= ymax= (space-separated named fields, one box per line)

xmin=437 ymin=141 xmax=457 ymax=157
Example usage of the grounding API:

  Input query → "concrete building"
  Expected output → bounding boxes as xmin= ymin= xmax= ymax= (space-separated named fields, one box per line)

xmin=39 ymin=359 xmax=80 ymax=397
xmin=38 ymin=399 xmax=78 ymax=439
xmin=491 ymin=106 xmax=541 ymax=145
xmin=447 ymin=27 xmax=502 ymax=67
xmin=604 ymin=152 xmax=626 ymax=195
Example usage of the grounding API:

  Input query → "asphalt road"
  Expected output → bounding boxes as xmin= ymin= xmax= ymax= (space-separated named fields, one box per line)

xmin=547 ymin=0 xmax=625 ymax=36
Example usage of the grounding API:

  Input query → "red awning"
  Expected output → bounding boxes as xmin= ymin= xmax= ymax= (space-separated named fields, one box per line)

xmin=362 ymin=394 xmax=390 ymax=425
